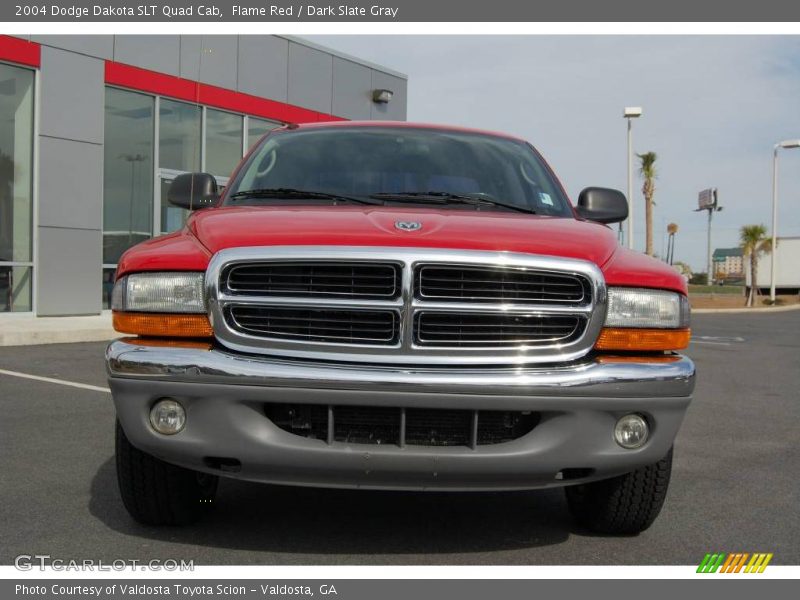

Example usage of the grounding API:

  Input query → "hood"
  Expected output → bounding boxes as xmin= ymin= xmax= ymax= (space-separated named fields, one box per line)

xmin=187 ymin=205 xmax=620 ymax=266
xmin=118 ymin=205 xmax=687 ymax=293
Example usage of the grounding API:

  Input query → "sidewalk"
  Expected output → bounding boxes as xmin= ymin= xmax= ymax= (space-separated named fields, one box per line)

xmin=692 ymin=303 xmax=800 ymax=314
xmin=0 ymin=311 xmax=116 ymax=347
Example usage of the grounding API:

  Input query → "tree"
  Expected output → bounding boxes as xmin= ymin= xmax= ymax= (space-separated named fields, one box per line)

xmin=637 ymin=152 xmax=658 ymax=257
xmin=740 ymin=224 xmax=772 ymax=307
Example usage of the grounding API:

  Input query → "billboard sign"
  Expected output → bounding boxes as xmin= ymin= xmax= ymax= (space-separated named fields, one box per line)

xmin=698 ymin=188 xmax=716 ymax=210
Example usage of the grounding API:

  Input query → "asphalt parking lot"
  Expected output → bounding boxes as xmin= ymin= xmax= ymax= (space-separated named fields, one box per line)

xmin=1 ymin=311 xmax=798 ymax=565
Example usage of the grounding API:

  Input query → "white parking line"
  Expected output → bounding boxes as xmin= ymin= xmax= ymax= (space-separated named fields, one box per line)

xmin=0 ymin=368 xmax=110 ymax=394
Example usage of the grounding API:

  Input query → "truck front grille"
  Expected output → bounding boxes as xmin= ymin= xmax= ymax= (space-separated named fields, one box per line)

xmin=414 ymin=312 xmax=583 ymax=347
xmin=225 ymin=262 xmax=401 ymax=300
xmin=210 ymin=248 xmax=604 ymax=364
xmin=416 ymin=265 xmax=588 ymax=304
xmin=264 ymin=403 xmax=540 ymax=447
xmin=226 ymin=306 xmax=400 ymax=345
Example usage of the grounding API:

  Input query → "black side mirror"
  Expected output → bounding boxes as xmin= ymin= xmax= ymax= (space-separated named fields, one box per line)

xmin=576 ymin=187 xmax=629 ymax=224
xmin=167 ymin=173 xmax=219 ymax=210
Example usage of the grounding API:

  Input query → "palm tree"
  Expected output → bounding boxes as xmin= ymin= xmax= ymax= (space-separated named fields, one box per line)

xmin=740 ymin=224 xmax=772 ymax=307
xmin=637 ymin=152 xmax=658 ymax=256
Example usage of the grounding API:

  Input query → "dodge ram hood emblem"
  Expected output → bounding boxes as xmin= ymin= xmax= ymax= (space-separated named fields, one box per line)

xmin=395 ymin=221 xmax=422 ymax=231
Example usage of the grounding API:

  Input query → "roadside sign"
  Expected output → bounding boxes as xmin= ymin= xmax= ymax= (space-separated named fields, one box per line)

xmin=698 ymin=188 xmax=715 ymax=210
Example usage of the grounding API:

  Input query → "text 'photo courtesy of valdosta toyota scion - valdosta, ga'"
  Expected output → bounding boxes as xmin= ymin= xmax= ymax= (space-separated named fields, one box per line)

xmin=15 ymin=584 xmax=336 ymax=596
xmin=31 ymin=4 xmax=400 ymax=18
xmin=107 ymin=121 xmax=694 ymax=536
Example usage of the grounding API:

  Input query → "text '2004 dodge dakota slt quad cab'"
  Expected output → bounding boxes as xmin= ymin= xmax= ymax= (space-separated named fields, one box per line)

xmin=107 ymin=121 xmax=695 ymax=534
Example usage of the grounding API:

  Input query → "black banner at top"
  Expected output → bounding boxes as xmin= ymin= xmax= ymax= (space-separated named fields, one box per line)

xmin=4 ymin=0 xmax=800 ymax=22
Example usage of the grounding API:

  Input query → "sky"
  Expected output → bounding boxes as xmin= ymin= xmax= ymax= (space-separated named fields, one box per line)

xmin=306 ymin=35 xmax=800 ymax=272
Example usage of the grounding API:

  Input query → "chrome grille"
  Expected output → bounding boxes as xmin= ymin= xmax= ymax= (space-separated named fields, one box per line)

xmin=225 ymin=262 xmax=401 ymax=299
xmin=416 ymin=265 xmax=588 ymax=304
xmin=415 ymin=312 xmax=583 ymax=347
xmin=226 ymin=306 xmax=399 ymax=345
xmin=209 ymin=247 xmax=606 ymax=365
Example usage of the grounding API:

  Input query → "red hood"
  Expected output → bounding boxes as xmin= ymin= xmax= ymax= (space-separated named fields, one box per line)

xmin=189 ymin=206 xmax=619 ymax=264
xmin=118 ymin=206 xmax=687 ymax=293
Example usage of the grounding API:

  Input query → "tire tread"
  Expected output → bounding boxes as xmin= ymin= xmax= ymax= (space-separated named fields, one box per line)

xmin=115 ymin=421 xmax=217 ymax=526
xmin=565 ymin=447 xmax=673 ymax=534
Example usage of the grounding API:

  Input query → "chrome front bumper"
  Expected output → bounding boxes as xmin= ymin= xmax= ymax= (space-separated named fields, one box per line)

xmin=107 ymin=339 xmax=696 ymax=491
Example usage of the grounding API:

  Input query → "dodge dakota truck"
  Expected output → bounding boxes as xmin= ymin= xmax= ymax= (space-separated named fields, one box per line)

xmin=107 ymin=121 xmax=694 ymax=534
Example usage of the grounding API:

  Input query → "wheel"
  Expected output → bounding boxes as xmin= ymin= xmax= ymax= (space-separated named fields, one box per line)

xmin=565 ymin=447 xmax=673 ymax=534
xmin=115 ymin=420 xmax=218 ymax=525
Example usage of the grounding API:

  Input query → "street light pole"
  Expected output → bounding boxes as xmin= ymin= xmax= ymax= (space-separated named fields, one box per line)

xmin=706 ymin=207 xmax=713 ymax=286
xmin=695 ymin=188 xmax=721 ymax=286
xmin=624 ymin=107 xmax=642 ymax=250
xmin=770 ymin=140 xmax=800 ymax=303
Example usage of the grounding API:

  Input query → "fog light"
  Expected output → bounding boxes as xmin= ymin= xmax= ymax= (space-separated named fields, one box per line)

xmin=614 ymin=414 xmax=649 ymax=449
xmin=149 ymin=399 xmax=185 ymax=435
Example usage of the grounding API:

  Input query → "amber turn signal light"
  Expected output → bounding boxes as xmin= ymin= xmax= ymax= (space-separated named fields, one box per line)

xmin=595 ymin=328 xmax=691 ymax=351
xmin=112 ymin=312 xmax=213 ymax=338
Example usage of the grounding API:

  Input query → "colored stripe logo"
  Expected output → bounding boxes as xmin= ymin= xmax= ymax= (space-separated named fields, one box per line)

xmin=697 ymin=552 xmax=773 ymax=573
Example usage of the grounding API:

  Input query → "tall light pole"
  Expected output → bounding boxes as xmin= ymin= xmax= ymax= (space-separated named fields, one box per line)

xmin=624 ymin=107 xmax=642 ymax=250
xmin=770 ymin=139 xmax=800 ymax=303
xmin=695 ymin=188 xmax=722 ymax=286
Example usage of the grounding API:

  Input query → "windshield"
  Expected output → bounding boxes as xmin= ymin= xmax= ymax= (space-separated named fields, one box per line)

xmin=224 ymin=127 xmax=573 ymax=216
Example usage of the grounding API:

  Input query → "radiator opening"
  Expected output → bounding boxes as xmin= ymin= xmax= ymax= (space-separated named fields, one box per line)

xmin=264 ymin=403 xmax=540 ymax=448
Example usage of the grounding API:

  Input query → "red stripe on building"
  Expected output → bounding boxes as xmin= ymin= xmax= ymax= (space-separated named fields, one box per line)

xmin=105 ymin=61 xmax=346 ymax=124
xmin=0 ymin=35 xmax=41 ymax=68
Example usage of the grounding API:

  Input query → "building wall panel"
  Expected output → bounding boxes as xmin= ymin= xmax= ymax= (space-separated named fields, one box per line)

xmin=182 ymin=35 xmax=239 ymax=91
xmin=237 ymin=35 xmax=289 ymax=103
xmin=370 ymin=71 xmax=407 ymax=121
xmin=39 ymin=47 xmax=104 ymax=144
xmin=113 ymin=35 xmax=181 ymax=77
xmin=31 ymin=35 xmax=113 ymax=60
xmin=288 ymin=41 xmax=333 ymax=114
xmin=36 ymin=228 xmax=102 ymax=316
xmin=38 ymin=137 xmax=103 ymax=231
xmin=332 ymin=58 xmax=372 ymax=120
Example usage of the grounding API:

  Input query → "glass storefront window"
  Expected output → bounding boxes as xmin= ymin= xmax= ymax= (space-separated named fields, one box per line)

xmin=101 ymin=266 xmax=116 ymax=310
xmin=0 ymin=62 xmax=34 ymax=312
xmin=100 ymin=88 xmax=279 ymax=305
xmin=247 ymin=117 xmax=276 ymax=152
xmin=0 ymin=266 xmax=32 ymax=313
xmin=159 ymin=99 xmax=201 ymax=234
xmin=103 ymin=88 xmax=155 ymax=266
xmin=206 ymin=109 xmax=242 ymax=179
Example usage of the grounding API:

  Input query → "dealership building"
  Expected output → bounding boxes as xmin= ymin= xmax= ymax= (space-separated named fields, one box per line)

xmin=0 ymin=34 xmax=407 ymax=317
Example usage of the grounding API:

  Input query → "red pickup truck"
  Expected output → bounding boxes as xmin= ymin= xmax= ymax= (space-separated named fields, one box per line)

xmin=107 ymin=121 xmax=694 ymax=534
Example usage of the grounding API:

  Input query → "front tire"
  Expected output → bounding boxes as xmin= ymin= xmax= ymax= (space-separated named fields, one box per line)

xmin=565 ymin=447 xmax=673 ymax=534
xmin=115 ymin=420 xmax=218 ymax=525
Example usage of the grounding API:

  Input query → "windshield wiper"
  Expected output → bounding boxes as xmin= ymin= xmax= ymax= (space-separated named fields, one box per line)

xmin=369 ymin=191 xmax=535 ymax=214
xmin=229 ymin=188 xmax=381 ymax=206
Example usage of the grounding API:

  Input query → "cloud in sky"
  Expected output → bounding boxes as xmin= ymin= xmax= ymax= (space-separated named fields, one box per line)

xmin=306 ymin=35 xmax=800 ymax=271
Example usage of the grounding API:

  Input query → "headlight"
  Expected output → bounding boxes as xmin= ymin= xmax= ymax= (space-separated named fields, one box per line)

xmin=596 ymin=287 xmax=691 ymax=351
xmin=112 ymin=272 xmax=206 ymax=313
xmin=111 ymin=272 xmax=212 ymax=338
xmin=605 ymin=288 xmax=690 ymax=329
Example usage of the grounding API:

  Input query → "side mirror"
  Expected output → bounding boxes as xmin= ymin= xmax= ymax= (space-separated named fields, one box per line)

xmin=167 ymin=172 xmax=219 ymax=210
xmin=576 ymin=187 xmax=629 ymax=224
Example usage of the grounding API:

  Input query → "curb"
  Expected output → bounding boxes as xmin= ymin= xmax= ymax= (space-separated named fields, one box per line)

xmin=0 ymin=312 xmax=116 ymax=347
xmin=0 ymin=329 xmax=117 ymax=347
xmin=692 ymin=303 xmax=800 ymax=314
